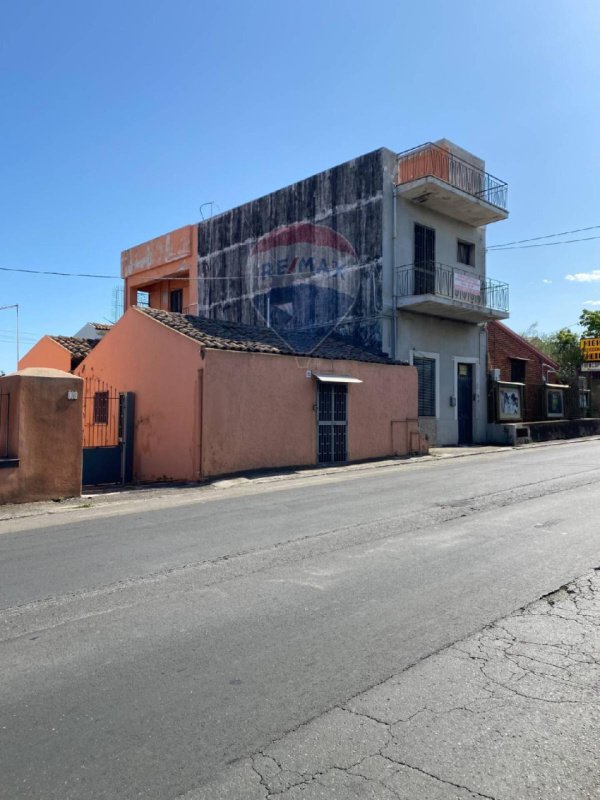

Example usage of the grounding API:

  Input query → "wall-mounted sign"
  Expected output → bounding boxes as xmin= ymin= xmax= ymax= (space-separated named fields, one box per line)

xmin=580 ymin=337 xmax=600 ymax=358
xmin=453 ymin=271 xmax=481 ymax=301
xmin=496 ymin=382 xmax=522 ymax=422
xmin=546 ymin=386 xmax=565 ymax=418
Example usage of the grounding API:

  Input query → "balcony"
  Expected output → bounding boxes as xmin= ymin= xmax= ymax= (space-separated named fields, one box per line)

xmin=395 ymin=263 xmax=509 ymax=323
xmin=395 ymin=143 xmax=508 ymax=226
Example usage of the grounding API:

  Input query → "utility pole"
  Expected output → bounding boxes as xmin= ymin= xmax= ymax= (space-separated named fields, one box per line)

xmin=0 ymin=304 xmax=19 ymax=368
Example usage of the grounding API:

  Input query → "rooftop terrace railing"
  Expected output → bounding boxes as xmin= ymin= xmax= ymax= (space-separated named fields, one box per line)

xmin=396 ymin=143 xmax=508 ymax=211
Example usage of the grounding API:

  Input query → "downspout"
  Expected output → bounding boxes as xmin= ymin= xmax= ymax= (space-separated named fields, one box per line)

xmin=391 ymin=186 xmax=398 ymax=360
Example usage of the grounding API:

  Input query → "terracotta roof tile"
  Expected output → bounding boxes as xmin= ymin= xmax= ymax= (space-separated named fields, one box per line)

xmin=138 ymin=307 xmax=405 ymax=365
xmin=50 ymin=336 xmax=99 ymax=368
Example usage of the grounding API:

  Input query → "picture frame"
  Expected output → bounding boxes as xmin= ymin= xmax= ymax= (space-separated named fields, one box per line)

xmin=546 ymin=387 xmax=565 ymax=419
xmin=497 ymin=382 xmax=523 ymax=422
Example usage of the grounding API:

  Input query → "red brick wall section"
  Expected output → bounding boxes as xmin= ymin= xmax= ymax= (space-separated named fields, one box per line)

xmin=487 ymin=321 xmax=559 ymax=422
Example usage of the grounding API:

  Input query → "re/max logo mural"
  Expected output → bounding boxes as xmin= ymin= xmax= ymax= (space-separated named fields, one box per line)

xmin=246 ymin=222 xmax=359 ymax=331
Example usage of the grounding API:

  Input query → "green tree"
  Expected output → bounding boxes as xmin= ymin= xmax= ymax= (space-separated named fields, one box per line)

xmin=579 ymin=309 xmax=600 ymax=338
xmin=521 ymin=324 xmax=581 ymax=384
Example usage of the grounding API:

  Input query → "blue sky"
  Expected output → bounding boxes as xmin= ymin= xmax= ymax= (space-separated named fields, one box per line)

xmin=2 ymin=0 xmax=600 ymax=372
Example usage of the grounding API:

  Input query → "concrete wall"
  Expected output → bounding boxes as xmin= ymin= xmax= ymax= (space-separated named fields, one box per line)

xmin=0 ymin=369 xmax=83 ymax=504
xmin=197 ymin=150 xmax=385 ymax=351
xmin=75 ymin=308 xmax=203 ymax=483
xmin=121 ymin=225 xmax=199 ymax=314
xmin=201 ymin=349 xmax=419 ymax=477
xmin=388 ymin=149 xmax=494 ymax=445
xmin=396 ymin=311 xmax=486 ymax=445
xmin=18 ymin=336 xmax=73 ymax=372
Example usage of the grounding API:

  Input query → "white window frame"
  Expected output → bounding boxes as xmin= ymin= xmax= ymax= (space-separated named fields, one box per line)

xmin=410 ymin=350 xmax=440 ymax=419
xmin=452 ymin=356 xmax=479 ymax=421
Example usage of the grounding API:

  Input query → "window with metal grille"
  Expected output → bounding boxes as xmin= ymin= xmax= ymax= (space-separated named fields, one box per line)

xmin=413 ymin=356 xmax=436 ymax=417
xmin=93 ymin=391 xmax=109 ymax=424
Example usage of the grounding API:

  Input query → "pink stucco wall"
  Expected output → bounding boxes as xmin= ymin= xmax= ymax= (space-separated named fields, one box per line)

xmin=201 ymin=349 xmax=419 ymax=477
xmin=75 ymin=309 xmax=203 ymax=483
xmin=0 ymin=369 xmax=83 ymax=504
xmin=75 ymin=308 xmax=419 ymax=484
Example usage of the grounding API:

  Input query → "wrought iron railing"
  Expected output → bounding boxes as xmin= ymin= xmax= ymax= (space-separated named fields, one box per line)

xmin=396 ymin=143 xmax=508 ymax=210
xmin=395 ymin=263 xmax=509 ymax=314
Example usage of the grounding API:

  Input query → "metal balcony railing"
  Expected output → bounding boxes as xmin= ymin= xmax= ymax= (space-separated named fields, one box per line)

xmin=395 ymin=263 xmax=509 ymax=314
xmin=396 ymin=143 xmax=508 ymax=211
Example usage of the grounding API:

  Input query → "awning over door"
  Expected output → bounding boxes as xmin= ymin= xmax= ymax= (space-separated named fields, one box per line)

xmin=312 ymin=372 xmax=363 ymax=384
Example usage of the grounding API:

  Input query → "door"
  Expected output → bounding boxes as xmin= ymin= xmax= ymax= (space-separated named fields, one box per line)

xmin=317 ymin=383 xmax=347 ymax=463
xmin=414 ymin=223 xmax=436 ymax=294
xmin=457 ymin=363 xmax=473 ymax=445
xmin=82 ymin=391 xmax=135 ymax=485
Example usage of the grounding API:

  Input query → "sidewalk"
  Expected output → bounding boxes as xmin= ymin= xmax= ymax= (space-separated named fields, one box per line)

xmin=184 ymin=568 xmax=600 ymax=800
xmin=2 ymin=437 xmax=599 ymax=524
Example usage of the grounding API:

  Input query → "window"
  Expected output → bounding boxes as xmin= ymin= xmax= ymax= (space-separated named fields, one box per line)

xmin=93 ymin=392 xmax=109 ymax=424
xmin=510 ymin=358 xmax=526 ymax=383
xmin=170 ymin=289 xmax=183 ymax=313
xmin=413 ymin=356 xmax=436 ymax=416
xmin=457 ymin=240 xmax=474 ymax=266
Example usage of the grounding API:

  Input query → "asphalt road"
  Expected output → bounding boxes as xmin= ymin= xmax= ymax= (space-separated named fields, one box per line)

xmin=1 ymin=441 xmax=600 ymax=799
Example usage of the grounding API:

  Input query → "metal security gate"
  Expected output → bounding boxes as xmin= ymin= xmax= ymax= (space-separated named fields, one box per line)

xmin=82 ymin=382 xmax=135 ymax=485
xmin=317 ymin=383 xmax=347 ymax=464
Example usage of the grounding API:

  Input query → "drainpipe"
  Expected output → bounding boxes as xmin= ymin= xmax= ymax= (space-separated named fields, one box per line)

xmin=391 ymin=187 xmax=398 ymax=360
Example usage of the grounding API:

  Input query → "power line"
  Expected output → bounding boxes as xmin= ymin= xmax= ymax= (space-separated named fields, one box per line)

xmin=488 ymin=224 xmax=600 ymax=249
xmin=0 ymin=266 xmax=116 ymax=279
xmin=488 ymin=234 xmax=600 ymax=252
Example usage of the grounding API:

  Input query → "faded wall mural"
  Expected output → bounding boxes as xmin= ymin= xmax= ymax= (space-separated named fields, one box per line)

xmin=197 ymin=149 xmax=384 ymax=350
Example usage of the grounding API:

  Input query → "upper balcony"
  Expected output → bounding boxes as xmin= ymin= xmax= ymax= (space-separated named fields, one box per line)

xmin=395 ymin=263 xmax=509 ymax=323
xmin=395 ymin=143 xmax=508 ymax=227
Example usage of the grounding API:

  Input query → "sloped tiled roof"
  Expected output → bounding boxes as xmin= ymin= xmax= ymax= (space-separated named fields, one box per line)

xmin=138 ymin=307 xmax=405 ymax=365
xmin=89 ymin=322 xmax=112 ymax=331
xmin=50 ymin=336 xmax=100 ymax=368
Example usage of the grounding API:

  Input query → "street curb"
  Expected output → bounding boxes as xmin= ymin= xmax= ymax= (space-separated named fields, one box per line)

xmin=2 ymin=435 xmax=600 ymax=524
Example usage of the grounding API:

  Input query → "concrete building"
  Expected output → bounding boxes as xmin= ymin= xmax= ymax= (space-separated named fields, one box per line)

xmin=122 ymin=140 xmax=510 ymax=445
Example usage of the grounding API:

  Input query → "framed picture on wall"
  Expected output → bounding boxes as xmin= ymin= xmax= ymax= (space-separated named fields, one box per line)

xmin=497 ymin=382 xmax=523 ymax=422
xmin=546 ymin=386 xmax=565 ymax=418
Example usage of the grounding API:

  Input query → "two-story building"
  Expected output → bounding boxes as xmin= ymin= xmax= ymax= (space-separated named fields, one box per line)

xmin=122 ymin=139 xmax=509 ymax=446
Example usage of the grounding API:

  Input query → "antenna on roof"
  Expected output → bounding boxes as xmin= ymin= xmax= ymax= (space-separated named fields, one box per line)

xmin=199 ymin=201 xmax=220 ymax=220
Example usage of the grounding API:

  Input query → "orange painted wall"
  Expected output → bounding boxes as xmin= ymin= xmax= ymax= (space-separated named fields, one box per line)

xmin=75 ymin=308 xmax=203 ymax=483
xmin=74 ymin=308 xmax=419 ymax=484
xmin=202 ymin=349 xmax=419 ymax=477
xmin=0 ymin=370 xmax=83 ymax=504
xmin=18 ymin=336 xmax=72 ymax=372
xmin=122 ymin=225 xmax=199 ymax=315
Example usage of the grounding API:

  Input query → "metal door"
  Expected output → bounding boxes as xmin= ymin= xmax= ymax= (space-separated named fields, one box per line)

xmin=317 ymin=383 xmax=347 ymax=463
xmin=457 ymin=363 xmax=473 ymax=445
xmin=414 ymin=223 xmax=436 ymax=294
xmin=82 ymin=390 xmax=135 ymax=485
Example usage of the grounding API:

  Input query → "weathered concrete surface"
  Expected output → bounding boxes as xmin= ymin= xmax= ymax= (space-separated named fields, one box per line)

xmin=188 ymin=571 xmax=600 ymax=800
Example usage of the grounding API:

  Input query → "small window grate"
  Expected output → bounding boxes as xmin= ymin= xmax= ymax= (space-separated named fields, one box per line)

xmin=93 ymin=391 xmax=109 ymax=425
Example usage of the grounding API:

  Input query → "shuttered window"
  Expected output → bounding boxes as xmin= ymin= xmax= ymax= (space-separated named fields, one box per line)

xmin=413 ymin=356 xmax=436 ymax=417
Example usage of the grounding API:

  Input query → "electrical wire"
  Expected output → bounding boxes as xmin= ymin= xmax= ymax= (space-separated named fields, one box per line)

xmin=488 ymin=224 xmax=600 ymax=249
